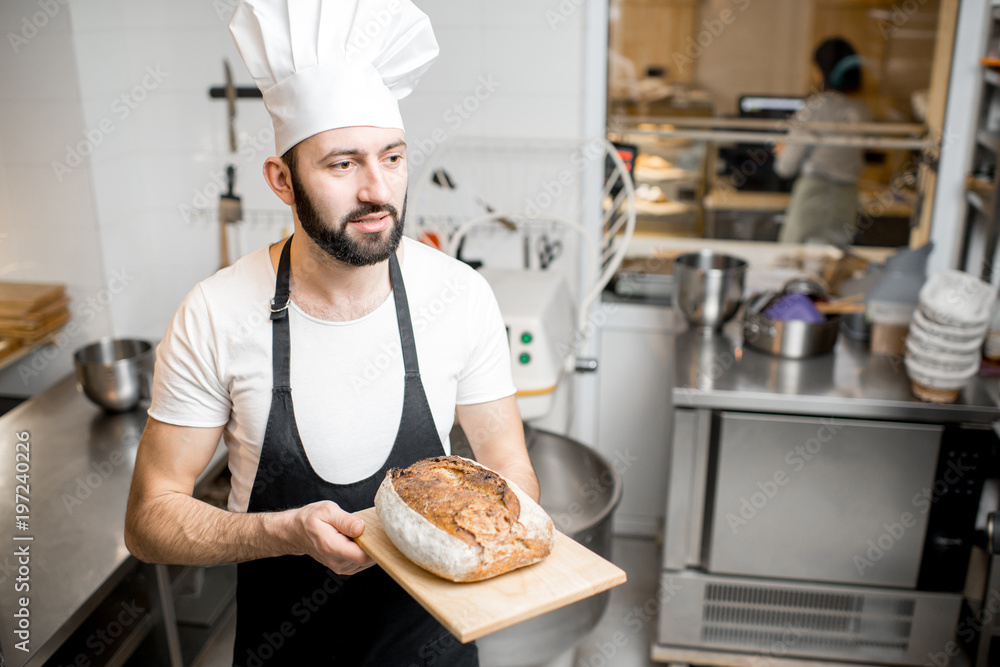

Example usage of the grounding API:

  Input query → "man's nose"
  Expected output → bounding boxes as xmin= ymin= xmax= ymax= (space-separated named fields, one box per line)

xmin=358 ymin=163 xmax=392 ymax=203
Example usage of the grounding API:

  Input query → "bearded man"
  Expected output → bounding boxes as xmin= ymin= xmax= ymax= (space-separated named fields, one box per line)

xmin=124 ymin=2 xmax=535 ymax=664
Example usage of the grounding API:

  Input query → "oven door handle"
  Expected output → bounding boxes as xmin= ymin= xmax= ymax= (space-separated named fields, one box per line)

xmin=685 ymin=409 xmax=712 ymax=566
xmin=663 ymin=407 xmax=712 ymax=570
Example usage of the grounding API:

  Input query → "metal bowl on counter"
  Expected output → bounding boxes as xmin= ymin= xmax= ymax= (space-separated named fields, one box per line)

xmin=451 ymin=424 xmax=622 ymax=667
xmin=744 ymin=311 xmax=842 ymax=359
xmin=674 ymin=250 xmax=748 ymax=332
xmin=74 ymin=338 xmax=154 ymax=412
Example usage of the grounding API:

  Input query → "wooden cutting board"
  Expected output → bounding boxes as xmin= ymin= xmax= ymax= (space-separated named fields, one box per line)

xmin=353 ymin=507 xmax=627 ymax=643
xmin=0 ymin=310 xmax=70 ymax=341
xmin=0 ymin=295 xmax=70 ymax=326
xmin=0 ymin=298 xmax=70 ymax=330
xmin=0 ymin=283 xmax=65 ymax=317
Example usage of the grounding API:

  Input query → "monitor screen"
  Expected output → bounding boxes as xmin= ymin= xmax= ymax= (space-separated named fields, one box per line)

xmin=738 ymin=95 xmax=805 ymax=119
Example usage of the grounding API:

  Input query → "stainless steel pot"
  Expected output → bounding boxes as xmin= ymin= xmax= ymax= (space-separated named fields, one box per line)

xmin=451 ymin=425 xmax=622 ymax=667
xmin=744 ymin=311 xmax=841 ymax=358
xmin=674 ymin=250 xmax=748 ymax=332
xmin=74 ymin=338 xmax=154 ymax=412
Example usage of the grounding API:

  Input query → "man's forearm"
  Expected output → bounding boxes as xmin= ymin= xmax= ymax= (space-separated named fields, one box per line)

xmin=457 ymin=396 xmax=540 ymax=502
xmin=501 ymin=461 xmax=540 ymax=503
xmin=125 ymin=492 xmax=297 ymax=567
xmin=478 ymin=452 xmax=540 ymax=502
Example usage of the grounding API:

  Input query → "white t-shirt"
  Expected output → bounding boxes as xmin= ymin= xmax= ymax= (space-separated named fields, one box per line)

xmin=148 ymin=237 xmax=516 ymax=512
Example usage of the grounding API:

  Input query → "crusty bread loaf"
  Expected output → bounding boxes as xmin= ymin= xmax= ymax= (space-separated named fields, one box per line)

xmin=374 ymin=455 xmax=553 ymax=582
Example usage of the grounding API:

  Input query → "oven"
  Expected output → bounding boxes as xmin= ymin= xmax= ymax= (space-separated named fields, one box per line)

xmin=657 ymin=407 xmax=995 ymax=665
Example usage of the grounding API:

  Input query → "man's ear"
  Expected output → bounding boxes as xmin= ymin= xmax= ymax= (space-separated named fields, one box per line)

xmin=263 ymin=156 xmax=295 ymax=206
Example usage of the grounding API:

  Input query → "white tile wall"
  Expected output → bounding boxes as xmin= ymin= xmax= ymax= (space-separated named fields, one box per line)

xmin=117 ymin=0 xmax=228 ymax=30
xmin=0 ymin=0 xmax=600 ymax=399
xmin=0 ymin=29 xmax=79 ymax=100
xmin=415 ymin=26 xmax=486 ymax=94
xmin=69 ymin=1 xmax=279 ymax=348
xmin=483 ymin=94 xmax=585 ymax=138
xmin=0 ymin=0 xmax=112 ymax=397
xmin=4 ymin=164 xmax=95 ymax=230
xmin=418 ymin=0 xmax=482 ymax=28
xmin=87 ymin=154 xmax=143 ymax=224
xmin=0 ymin=0 xmax=72 ymax=40
xmin=77 ymin=97 xmax=141 ymax=164
xmin=71 ymin=31 xmax=130 ymax=99
xmin=482 ymin=29 xmax=584 ymax=95
xmin=64 ymin=0 xmax=126 ymax=32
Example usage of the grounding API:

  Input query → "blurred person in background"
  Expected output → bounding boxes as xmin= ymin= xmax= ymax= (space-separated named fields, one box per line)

xmin=774 ymin=37 xmax=872 ymax=246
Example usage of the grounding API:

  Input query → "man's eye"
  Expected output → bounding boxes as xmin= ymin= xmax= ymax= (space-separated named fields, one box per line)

xmin=386 ymin=154 xmax=403 ymax=164
xmin=332 ymin=161 xmax=352 ymax=170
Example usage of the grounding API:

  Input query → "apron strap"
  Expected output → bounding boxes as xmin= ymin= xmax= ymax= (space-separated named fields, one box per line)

xmin=270 ymin=236 xmax=293 ymax=321
xmin=389 ymin=253 xmax=420 ymax=378
xmin=270 ymin=237 xmax=293 ymax=390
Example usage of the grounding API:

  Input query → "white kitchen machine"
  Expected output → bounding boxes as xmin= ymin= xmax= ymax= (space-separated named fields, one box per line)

xmin=409 ymin=137 xmax=638 ymax=429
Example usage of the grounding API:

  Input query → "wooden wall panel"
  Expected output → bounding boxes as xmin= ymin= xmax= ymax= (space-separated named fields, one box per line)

xmin=911 ymin=0 xmax=958 ymax=249
xmin=611 ymin=0 xmax=699 ymax=84
xmin=692 ymin=0 xmax=815 ymax=116
xmin=813 ymin=0 xmax=939 ymax=122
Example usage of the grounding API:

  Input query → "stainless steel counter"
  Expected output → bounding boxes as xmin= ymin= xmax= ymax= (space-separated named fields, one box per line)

xmin=673 ymin=319 xmax=1000 ymax=424
xmin=0 ymin=375 xmax=225 ymax=666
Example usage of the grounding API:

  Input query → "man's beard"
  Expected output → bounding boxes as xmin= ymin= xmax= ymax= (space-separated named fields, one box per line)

xmin=290 ymin=171 xmax=405 ymax=267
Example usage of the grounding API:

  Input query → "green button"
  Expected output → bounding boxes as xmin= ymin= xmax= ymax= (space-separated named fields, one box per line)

xmin=519 ymin=353 xmax=531 ymax=364
xmin=521 ymin=332 xmax=533 ymax=344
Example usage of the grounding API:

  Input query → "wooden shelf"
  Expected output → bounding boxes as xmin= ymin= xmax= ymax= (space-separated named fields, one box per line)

xmin=613 ymin=130 xmax=696 ymax=150
xmin=857 ymin=191 xmax=915 ymax=218
xmin=635 ymin=200 xmax=700 ymax=216
xmin=634 ymin=165 xmax=700 ymax=183
xmin=0 ymin=334 xmax=60 ymax=375
xmin=977 ymin=128 xmax=1000 ymax=153
xmin=703 ymin=188 xmax=790 ymax=212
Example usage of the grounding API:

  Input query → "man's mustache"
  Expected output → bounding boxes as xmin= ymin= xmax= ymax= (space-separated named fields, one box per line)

xmin=342 ymin=203 xmax=399 ymax=226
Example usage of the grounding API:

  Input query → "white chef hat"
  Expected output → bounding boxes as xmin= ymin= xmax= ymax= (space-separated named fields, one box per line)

xmin=229 ymin=0 xmax=438 ymax=156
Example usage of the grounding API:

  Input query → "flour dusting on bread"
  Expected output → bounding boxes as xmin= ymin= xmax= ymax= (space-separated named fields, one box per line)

xmin=374 ymin=455 xmax=554 ymax=582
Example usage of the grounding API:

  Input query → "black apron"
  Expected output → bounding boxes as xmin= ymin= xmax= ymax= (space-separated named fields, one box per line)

xmin=232 ymin=237 xmax=478 ymax=667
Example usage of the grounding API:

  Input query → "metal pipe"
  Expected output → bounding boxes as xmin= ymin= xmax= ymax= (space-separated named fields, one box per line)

xmin=615 ymin=127 xmax=935 ymax=150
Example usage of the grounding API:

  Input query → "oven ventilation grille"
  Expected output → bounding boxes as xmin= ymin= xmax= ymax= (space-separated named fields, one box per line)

xmin=700 ymin=583 xmax=915 ymax=659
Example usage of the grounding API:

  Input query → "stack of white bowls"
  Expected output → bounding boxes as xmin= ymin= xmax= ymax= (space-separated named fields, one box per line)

xmin=904 ymin=270 xmax=996 ymax=403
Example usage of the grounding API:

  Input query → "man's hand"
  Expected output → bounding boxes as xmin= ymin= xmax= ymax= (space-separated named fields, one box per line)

xmin=126 ymin=417 xmax=375 ymax=572
xmin=287 ymin=501 xmax=374 ymax=575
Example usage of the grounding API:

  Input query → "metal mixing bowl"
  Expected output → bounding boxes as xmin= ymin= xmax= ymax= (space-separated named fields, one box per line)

xmin=450 ymin=424 xmax=623 ymax=667
xmin=74 ymin=338 xmax=154 ymax=412
xmin=674 ymin=250 xmax=748 ymax=332
xmin=477 ymin=426 xmax=622 ymax=667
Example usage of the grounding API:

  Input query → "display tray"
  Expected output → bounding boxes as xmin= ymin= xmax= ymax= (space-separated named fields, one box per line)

xmin=352 ymin=507 xmax=627 ymax=643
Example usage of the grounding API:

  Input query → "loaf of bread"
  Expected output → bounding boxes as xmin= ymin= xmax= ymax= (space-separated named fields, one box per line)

xmin=374 ymin=455 xmax=554 ymax=582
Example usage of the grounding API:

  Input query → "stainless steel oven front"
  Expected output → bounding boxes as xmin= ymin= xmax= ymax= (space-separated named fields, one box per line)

xmin=657 ymin=408 xmax=992 ymax=666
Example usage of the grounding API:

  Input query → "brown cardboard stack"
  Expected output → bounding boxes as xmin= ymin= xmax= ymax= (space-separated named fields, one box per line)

xmin=0 ymin=282 xmax=71 ymax=347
